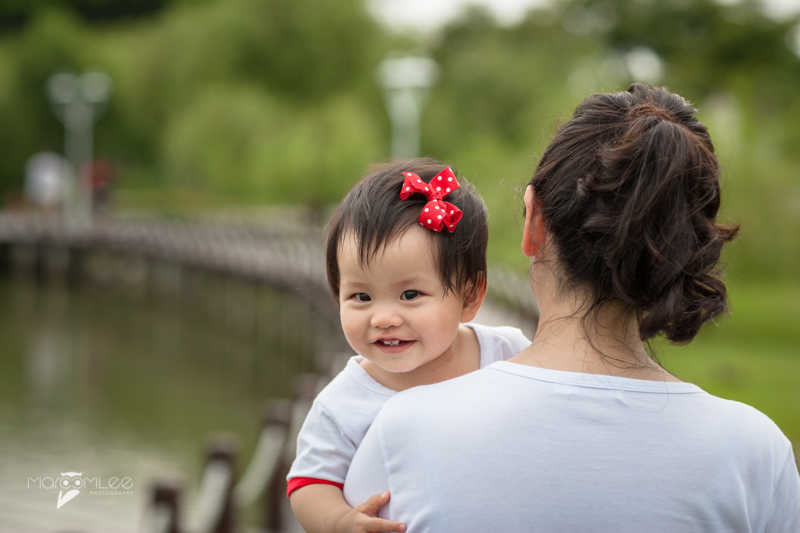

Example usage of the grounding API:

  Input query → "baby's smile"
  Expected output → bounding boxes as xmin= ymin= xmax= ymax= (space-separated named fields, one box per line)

xmin=374 ymin=338 xmax=415 ymax=350
xmin=379 ymin=339 xmax=403 ymax=346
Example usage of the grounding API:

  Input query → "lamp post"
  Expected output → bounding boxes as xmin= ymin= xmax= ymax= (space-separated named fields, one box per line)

xmin=378 ymin=55 xmax=439 ymax=160
xmin=46 ymin=70 xmax=112 ymax=226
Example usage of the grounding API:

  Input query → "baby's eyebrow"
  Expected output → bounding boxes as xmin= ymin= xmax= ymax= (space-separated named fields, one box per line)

xmin=392 ymin=277 xmax=432 ymax=287
xmin=340 ymin=281 xmax=369 ymax=289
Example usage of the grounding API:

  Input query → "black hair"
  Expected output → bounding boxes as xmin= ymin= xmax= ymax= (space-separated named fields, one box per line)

xmin=529 ymin=83 xmax=739 ymax=344
xmin=326 ymin=158 xmax=488 ymax=303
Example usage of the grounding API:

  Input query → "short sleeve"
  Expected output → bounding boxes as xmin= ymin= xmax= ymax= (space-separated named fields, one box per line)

xmin=765 ymin=448 xmax=800 ymax=532
xmin=287 ymin=399 xmax=357 ymax=486
xmin=497 ymin=326 xmax=532 ymax=359
xmin=471 ymin=324 xmax=531 ymax=365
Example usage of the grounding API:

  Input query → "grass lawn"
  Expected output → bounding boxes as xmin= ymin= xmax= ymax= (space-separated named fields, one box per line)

xmin=659 ymin=279 xmax=800 ymax=448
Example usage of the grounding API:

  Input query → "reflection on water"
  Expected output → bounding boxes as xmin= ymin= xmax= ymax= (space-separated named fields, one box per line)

xmin=0 ymin=275 xmax=333 ymax=532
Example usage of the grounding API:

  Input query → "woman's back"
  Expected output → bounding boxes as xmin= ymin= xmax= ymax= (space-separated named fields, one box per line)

xmin=345 ymin=362 xmax=799 ymax=532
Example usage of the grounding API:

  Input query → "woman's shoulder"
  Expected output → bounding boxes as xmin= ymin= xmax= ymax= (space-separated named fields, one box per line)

xmin=696 ymin=392 xmax=792 ymax=451
xmin=380 ymin=367 xmax=793 ymax=458
xmin=378 ymin=363 xmax=509 ymax=423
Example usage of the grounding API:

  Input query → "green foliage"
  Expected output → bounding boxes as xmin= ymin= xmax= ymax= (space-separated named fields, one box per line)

xmin=0 ymin=9 xmax=87 ymax=194
xmin=0 ymin=0 xmax=170 ymax=30
xmin=127 ymin=0 xmax=380 ymax=106
xmin=428 ymin=9 xmax=594 ymax=151
xmin=161 ymin=85 xmax=381 ymax=205
xmin=595 ymin=0 xmax=800 ymax=97
xmin=0 ymin=0 xmax=385 ymax=208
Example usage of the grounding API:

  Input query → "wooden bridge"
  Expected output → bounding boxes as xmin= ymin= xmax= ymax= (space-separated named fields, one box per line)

xmin=0 ymin=211 xmax=337 ymax=322
xmin=0 ymin=211 xmax=538 ymax=533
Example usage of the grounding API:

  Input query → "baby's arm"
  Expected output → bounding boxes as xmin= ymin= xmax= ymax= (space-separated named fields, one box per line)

xmin=290 ymin=485 xmax=405 ymax=533
xmin=288 ymin=380 xmax=406 ymax=533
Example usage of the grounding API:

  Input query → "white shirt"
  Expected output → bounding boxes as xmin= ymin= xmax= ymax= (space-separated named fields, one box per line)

xmin=345 ymin=361 xmax=800 ymax=532
xmin=287 ymin=324 xmax=531 ymax=488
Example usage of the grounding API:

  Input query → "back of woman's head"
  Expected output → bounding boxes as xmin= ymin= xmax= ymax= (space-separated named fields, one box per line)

xmin=530 ymin=83 xmax=739 ymax=344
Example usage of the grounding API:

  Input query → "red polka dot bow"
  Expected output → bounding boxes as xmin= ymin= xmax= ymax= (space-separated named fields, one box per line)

xmin=399 ymin=168 xmax=463 ymax=232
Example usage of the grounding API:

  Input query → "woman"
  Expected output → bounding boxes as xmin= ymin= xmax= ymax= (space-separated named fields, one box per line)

xmin=342 ymin=83 xmax=799 ymax=532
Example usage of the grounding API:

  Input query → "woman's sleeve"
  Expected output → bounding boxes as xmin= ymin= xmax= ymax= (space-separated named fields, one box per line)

xmin=765 ymin=448 xmax=800 ymax=532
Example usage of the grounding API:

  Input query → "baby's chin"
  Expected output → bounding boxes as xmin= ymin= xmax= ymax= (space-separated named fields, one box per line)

xmin=366 ymin=359 xmax=422 ymax=374
xmin=360 ymin=354 xmax=429 ymax=375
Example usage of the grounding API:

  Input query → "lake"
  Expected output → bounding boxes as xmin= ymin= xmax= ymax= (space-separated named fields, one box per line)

xmin=0 ymin=274 xmax=338 ymax=532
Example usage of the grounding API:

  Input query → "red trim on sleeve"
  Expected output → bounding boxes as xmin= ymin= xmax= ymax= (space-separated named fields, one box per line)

xmin=287 ymin=477 xmax=345 ymax=498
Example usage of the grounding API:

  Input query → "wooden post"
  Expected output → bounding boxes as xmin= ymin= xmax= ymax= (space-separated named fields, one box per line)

xmin=206 ymin=439 xmax=237 ymax=533
xmin=263 ymin=400 xmax=293 ymax=533
xmin=0 ymin=243 xmax=9 ymax=275
xmin=66 ymin=245 xmax=85 ymax=288
xmin=267 ymin=377 xmax=317 ymax=532
xmin=151 ymin=480 xmax=182 ymax=533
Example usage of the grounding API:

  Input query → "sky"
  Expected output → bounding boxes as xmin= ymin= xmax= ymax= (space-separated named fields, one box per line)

xmin=367 ymin=0 xmax=547 ymax=31
xmin=368 ymin=0 xmax=800 ymax=33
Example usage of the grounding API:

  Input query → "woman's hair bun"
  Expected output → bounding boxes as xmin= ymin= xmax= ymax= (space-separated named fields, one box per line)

xmin=530 ymin=83 xmax=739 ymax=344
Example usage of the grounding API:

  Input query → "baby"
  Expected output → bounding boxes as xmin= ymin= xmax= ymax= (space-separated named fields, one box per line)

xmin=288 ymin=159 xmax=530 ymax=532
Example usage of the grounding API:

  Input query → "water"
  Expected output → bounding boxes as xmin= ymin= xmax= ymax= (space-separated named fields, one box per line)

xmin=0 ymin=275 xmax=335 ymax=532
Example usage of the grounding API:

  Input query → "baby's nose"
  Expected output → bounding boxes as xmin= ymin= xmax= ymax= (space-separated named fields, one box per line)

xmin=370 ymin=306 xmax=403 ymax=329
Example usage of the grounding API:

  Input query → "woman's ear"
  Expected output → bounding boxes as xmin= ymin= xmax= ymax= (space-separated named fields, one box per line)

xmin=459 ymin=276 xmax=488 ymax=323
xmin=522 ymin=186 xmax=545 ymax=258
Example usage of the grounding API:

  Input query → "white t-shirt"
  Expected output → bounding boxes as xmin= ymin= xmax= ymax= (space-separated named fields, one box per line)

xmin=345 ymin=361 xmax=800 ymax=532
xmin=287 ymin=324 xmax=531 ymax=492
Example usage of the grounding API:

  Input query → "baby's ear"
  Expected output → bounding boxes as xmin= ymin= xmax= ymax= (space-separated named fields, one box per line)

xmin=460 ymin=276 xmax=487 ymax=323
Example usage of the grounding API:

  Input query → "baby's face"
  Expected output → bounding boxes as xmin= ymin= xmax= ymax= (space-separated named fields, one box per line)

xmin=338 ymin=225 xmax=467 ymax=375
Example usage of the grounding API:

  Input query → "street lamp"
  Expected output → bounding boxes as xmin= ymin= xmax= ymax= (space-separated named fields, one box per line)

xmin=378 ymin=55 xmax=439 ymax=160
xmin=47 ymin=69 xmax=112 ymax=226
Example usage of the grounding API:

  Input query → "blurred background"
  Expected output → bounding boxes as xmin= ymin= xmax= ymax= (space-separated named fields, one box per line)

xmin=0 ymin=0 xmax=798 ymax=530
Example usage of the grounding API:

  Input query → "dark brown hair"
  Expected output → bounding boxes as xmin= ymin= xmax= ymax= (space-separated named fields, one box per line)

xmin=529 ymin=83 xmax=738 ymax=344
xmin=326 ymin=159 xmax=488 ymax=303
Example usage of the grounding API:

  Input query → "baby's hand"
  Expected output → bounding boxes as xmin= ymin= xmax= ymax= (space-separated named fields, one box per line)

xmin=334 ymin=491 xmax=406 ymax=533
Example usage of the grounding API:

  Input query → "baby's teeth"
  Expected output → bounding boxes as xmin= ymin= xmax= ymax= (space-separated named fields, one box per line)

xmin=381 ymin=340 xmax=401 ymax=346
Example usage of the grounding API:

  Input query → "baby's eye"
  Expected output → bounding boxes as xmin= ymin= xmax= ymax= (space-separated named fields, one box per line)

xmin=353 ymin=293 xmax=371 ymax=302
xmin=401 ymin=290 xmax=419 ymax=301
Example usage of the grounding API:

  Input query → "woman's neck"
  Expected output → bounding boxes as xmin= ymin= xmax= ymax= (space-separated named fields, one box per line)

xmin=510 ymin=285 xmax=680 ymax=382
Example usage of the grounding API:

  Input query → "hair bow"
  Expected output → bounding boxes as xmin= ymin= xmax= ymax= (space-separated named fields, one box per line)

xmin=399 ymin=167 xmax=463 ymax=232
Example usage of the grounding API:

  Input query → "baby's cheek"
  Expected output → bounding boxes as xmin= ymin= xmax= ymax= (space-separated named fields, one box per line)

xmin=339 ymin=319 xmax=363 ymax=346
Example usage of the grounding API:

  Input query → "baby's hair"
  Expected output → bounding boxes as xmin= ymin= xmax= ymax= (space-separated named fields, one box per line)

xmin=530 ymin=82 xmax=739 ymax=344
xmin=326 ymin=158 xmax=488 ymax=303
